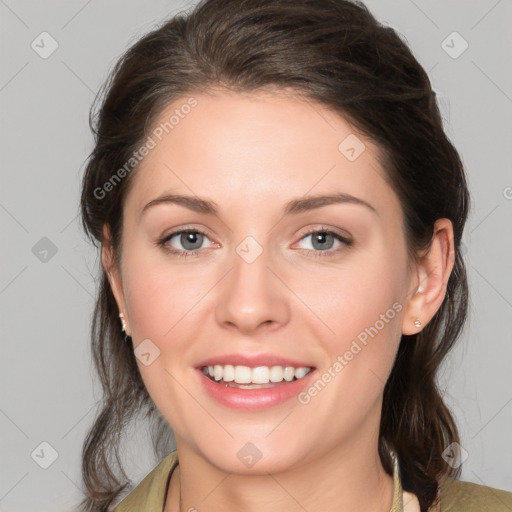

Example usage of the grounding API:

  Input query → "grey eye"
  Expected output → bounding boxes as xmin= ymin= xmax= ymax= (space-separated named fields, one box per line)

xmin=168 ymin=231 xmax=208 ymax=251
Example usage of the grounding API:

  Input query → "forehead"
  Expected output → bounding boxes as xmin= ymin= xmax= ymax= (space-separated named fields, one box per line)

xmin=125 ymin=90 xmax=399 ymax=221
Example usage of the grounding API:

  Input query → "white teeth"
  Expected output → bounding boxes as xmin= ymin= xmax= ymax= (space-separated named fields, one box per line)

xmin=294 ymin=367 xmax=309 ymax=379
xmin=284 ymin=367 xmax=295 ymax=382
xmin=223 ymin=364 xmax=235 ymax=382
xmin=205 ymin=364 xmax=312 ymax=384
xmin=234 ymin=365 xmax=252 ymax=383
xmin=269 ymin=365 xmax=284 ymax=382
xmin=252 ymin=366 xmax=270 ymax=384
xmin=213 ymin=365 xmax=223 ymax=381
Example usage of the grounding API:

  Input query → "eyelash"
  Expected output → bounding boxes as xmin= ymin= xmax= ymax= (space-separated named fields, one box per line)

xmin=157 ymin=226 xmax=353 ymax=260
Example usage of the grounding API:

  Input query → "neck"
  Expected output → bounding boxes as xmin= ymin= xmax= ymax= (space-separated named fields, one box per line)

xmin=167 ymin=435 xmax=394 ymax=512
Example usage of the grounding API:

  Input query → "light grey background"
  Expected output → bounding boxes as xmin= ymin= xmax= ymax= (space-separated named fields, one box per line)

xmin=1 ymin=1 xmax=511 ymax=510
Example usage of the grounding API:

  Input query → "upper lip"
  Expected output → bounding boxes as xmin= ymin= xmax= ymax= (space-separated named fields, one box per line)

xmin=196 ymin=354 xmax=314 ymax=369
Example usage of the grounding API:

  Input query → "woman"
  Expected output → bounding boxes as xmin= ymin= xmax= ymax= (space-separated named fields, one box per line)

xmin=79 ymin=0 xmax=512 ymax=511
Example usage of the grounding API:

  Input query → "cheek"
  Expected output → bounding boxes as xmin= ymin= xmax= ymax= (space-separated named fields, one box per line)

xmin=297 ymin=246 xmax=406 ymax=348
xmin=119 ymin=251 xmax=212 ymax=425
xmin=119 ymin=249 xmax=221 ymax=398
xmin=122 ymin=248 xmax=210 ymax=342
xmin=305 ymin=245 xmax=407 ymax=398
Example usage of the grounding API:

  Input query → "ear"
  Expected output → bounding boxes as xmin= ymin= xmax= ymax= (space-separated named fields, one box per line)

xmin=101 ymin=224 xmax=130 ymax=334
xmin=401 ymin=218 xmax=455 ymax=335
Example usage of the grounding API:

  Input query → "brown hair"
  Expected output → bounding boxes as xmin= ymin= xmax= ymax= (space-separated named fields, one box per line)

xmin=79 ymin=0 xmax=470 ymax=510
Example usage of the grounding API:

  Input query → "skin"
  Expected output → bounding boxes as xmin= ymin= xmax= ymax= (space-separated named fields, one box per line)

xmin=102 ymin=89 xmax=455 ymax=512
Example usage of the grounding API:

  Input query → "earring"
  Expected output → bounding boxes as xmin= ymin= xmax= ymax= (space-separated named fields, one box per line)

xmin=119 ymin=312 xmax=127 ymax=331
xmin=119 ymin=313 xmax=132 ymax=344
xmin=414 ymin=319 xmax=422 ymax=329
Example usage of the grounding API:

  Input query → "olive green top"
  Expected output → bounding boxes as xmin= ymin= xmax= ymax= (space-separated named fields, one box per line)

xmin=113 ymin=450 xmax=512 ymax=512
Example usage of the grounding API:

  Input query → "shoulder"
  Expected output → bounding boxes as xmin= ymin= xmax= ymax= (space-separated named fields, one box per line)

xmin=436 ymin=478 xmax=512 ymax=511
xmin=112 ymin=451 xmax=179 ymax=512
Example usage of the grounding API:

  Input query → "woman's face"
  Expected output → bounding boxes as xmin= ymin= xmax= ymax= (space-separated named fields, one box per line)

xmin=109 ymin=90 xmax=418 ymax=474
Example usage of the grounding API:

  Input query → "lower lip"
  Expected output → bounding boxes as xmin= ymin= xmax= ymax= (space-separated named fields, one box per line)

xmin=197 ymin=369 xmax=316 ymax=410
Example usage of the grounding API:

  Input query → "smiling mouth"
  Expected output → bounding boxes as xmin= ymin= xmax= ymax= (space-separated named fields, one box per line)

xmin=201 ymin=364 xmax=313 ymax=389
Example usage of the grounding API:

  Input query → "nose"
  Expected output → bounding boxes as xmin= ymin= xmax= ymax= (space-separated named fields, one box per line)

xmin=215 ymin=242 xmax=291 ymax=336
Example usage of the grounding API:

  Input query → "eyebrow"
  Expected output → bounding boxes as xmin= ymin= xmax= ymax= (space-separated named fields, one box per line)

xmin=141 ymin=192 xmax=377 ymax=217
